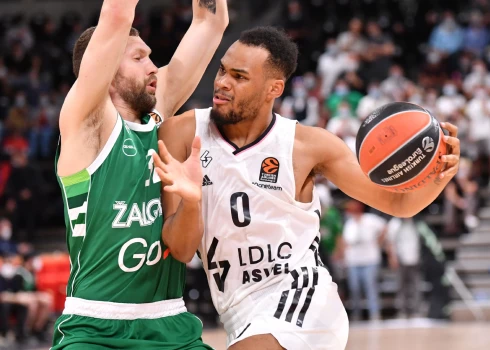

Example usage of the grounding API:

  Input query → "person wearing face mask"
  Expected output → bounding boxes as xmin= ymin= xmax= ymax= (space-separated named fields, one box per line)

xmin=380 ymin=64 xmax=411 ymax=98
xmin=280 ymin=76 xmax=320 ymax=126
xmin=463 ymin=11 xmax=490 ymax=57
xmin=317 ymin=38 xmax=359 ymax=98
xmin=429 ymin=11 xmax=464 ymax=56
xmin=356 ymin=82 xmax=392 ymax=120
xmin=465 ymin=86 xmax=490 ymax=161
xmin=463 ymin=60 xmax=490 ymax=94
xmin=326 ymin=78 xmax=363 ymax=118
xmin=436 ymin=80 xmax=466 ymax=122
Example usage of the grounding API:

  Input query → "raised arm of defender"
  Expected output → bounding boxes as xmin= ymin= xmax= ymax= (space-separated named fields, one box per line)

xmin=155 ymin=0 xmax=228 ymax=118
xmin=58 ymin=0 xmax=139 ymax=176
xmin=296 ymin=123 xmax=460 ymax=218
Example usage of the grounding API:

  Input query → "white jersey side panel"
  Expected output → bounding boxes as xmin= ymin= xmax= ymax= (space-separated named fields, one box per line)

xmin=195 ymin=108 xmax=322 ymax=316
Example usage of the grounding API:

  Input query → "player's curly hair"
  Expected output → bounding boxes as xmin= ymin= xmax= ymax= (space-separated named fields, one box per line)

xmin=238 ymin=26 xmax=298 ymax=80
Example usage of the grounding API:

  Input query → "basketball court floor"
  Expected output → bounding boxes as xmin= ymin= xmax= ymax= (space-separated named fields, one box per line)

xmin=201 ymin=320 xmax=490 ymax=350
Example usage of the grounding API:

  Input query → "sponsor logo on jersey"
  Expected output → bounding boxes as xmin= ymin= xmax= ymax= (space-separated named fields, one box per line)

xmin=252 ymin=182 xmax=282 ymax=191
xmin=207 ymin=238 xmax=230 ymax=292
xmin=259 ymin=157 xmax=280 ymax=183
xmin=112 ymin=199 xmax=162 ymax=228
xmin=123 ymin=138 xmax=137 ymax=157
xmin=239 ymin=242 xmax=292 ymax=285
xmin=202 ymin=175 xmax=213 ymax=187
xmin=205 ymin=238 xmax=293 ymax=293
xmin=149 ymin=111 xmax=163 ymax=128
xmin=118 ymin=238 xmax=169 ymax=273
xmin=200 ymin=150 xmax=213 ymax=168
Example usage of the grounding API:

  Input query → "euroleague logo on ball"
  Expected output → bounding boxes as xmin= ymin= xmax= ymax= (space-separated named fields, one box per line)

xmin=422 ymin=137 xmax=435 ymax=153
xmin=260 ymin=157 xmax=280 ymax=183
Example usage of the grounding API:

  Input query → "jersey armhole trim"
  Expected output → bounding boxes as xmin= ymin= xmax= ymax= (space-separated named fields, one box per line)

xmin=87 ymin=114 xmax=123 ymax=175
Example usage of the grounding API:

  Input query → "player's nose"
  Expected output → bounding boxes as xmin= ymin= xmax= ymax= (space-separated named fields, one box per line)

xmin=148 ymin=60 xmax=158 ymax=76
xmin=216 ymin=75 xmax=231 ymax=90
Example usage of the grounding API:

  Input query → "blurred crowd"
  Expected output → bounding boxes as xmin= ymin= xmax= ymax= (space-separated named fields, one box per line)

xmin=0 ymin=0 xmax=489 ymax=344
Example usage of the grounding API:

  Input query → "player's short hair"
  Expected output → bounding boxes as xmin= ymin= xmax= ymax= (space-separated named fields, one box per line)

xmin=238 ymin=26 xmax=298 ymax=80
xmin=72 ymin=26 xmax=140 ymax=78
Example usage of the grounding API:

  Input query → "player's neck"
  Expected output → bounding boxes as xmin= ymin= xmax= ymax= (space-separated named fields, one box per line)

xmin=219 ymin=110 xmax=274 ymax=148
xmin=114 ymin=103 xmax=141 ymax=124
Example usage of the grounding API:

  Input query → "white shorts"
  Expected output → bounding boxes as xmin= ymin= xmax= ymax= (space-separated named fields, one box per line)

xmin=221 ymin=265 xmax=349 ymax=350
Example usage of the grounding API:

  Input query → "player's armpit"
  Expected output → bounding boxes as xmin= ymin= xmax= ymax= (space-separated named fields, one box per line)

xmin=60 ymin=0 xmax=137 ymax=136
xmin=154 ymin=0 xmax=228 ymax=119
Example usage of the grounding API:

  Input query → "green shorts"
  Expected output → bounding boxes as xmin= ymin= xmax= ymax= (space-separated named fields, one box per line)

xmin=51 ymin=298 xmax=213 ymax=350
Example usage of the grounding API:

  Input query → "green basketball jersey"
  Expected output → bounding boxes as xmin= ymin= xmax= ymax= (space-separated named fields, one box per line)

xmin=55 ymin=113 xmax=185 ymax=304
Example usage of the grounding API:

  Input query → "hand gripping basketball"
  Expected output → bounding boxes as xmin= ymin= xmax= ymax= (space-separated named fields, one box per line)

xmin=152 ymin=138 xmax=203 ymax=203
xmin=438 ymin=122 xmax=460 ymax=180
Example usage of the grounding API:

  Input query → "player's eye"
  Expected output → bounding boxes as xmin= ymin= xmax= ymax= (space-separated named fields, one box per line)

xmin=219 ymin=66 xmax=225 ymax=74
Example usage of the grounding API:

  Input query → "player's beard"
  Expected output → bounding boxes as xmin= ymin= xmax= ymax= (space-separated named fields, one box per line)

xmin=115 ymin=74 xmax=157 ymax=116
xmin=210 ymin=96 xmax=261 ymax=126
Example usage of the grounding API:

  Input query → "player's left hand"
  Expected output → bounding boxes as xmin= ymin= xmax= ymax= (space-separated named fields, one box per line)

xmin=153 ymin=137 xmax=203 ymax=203
xmin=439 ymin=122 xmax=460 ymax=180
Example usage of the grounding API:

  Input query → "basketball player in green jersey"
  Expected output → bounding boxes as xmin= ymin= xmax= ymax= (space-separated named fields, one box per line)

xmin=52 ymin=0 xmax=227 ymax=349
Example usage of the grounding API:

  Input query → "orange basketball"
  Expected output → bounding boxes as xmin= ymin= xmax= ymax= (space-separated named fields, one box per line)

xmin=355 ymin=102 xmax=447 ymax=193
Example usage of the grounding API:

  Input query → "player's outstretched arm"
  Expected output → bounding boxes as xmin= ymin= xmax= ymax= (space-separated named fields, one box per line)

xmin=299 ymin=123 xmax=460 ymax=218
xmin=155 ymin=0 xmax=228 ymax=119
xmin=60 ymin=0 xmax=139 ymax=137
xmin=154 ymin=111 xmax=202 ymax=263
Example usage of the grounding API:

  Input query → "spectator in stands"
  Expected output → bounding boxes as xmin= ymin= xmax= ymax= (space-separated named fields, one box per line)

xmin=463 ymin=10 xmax=489 ymax=57
xmin=326 ymin=100 xmax=361 ymax=153
xmin=0 ymin=254 xmax=29 ymax=345
xmin=361 ymin=21 xmax=395 ymax=82
xmin=326 ymin=77 xmax=363 ymax=118
xmin=429 ymin=11 xmax=464 ymax=56
xmin=357 ymin=81 xmax=392 ymax=120
xmin=317 ymin=38 xmax=359 ymax=98
xmin=4 ymin=149 xmax=42 ymax=243
xmin=10 ymin=253 xmax=52 ymax=342
xmin=436 ymin=80 xmax=467 ymax=122
xmin=419 ymin=50 xmax=449 ymax=89
xmin=0 ymin=218 xmax=17 ymax=256
xmin=465 ymin=85 xmax=490 ymax=160
xmin=337 ymin=18 xmax=366 ymax=56
xmin=29 ymin=92 xmax=59 ymax=159
xmin=380 ymin=64 xmax=411 ymax=100
xmin=280 ymin=75 xmax=321 ymax=126
xmin=444 ymin=157 xmax=480 ymax=234
xmin=463 ymin=59 xmax=490 ymax=95
xmin=387 ymin=217 xmax=422 ymax=319
xmin=339 ymin=200 xmax=392 ymax=322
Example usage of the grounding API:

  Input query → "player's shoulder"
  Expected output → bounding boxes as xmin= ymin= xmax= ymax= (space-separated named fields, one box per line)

xmin=161 ymin=109 xmax=195 ymax=130
xmin=294 ymin=123 xmax=336 ymax=150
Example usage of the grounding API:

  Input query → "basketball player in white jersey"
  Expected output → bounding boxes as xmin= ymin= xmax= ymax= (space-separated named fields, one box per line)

xmin=153 ymin=27 xmax=461 ymax=350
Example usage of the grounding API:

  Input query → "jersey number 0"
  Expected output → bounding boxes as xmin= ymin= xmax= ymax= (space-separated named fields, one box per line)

xmin=230 ymin=192 xmax=251 ymax=227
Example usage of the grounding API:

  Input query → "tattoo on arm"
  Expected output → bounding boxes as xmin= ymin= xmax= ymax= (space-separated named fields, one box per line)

xmin=199 ymin=0 xmax=217 ymax=14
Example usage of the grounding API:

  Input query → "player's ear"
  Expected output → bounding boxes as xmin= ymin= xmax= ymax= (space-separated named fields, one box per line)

xmin=267 ymin=80 xmax=285 ymax=101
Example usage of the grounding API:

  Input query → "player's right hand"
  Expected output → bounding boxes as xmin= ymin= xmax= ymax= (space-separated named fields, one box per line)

xmin=153 ymin=138 xmax=203 ymax=203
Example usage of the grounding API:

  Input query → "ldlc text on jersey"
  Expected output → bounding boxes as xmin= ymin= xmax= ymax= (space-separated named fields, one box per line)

xmin=207 ymin=238 xmax=293 ymax=292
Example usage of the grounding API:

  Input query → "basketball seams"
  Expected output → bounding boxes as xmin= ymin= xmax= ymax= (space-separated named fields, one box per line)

xmin=365 ymin=114 xmax=433 ymax=176
xmin=373 ymin=127 xmax=443 ymax=188
xmin=358 ymin=110 xmax=431 ymax=163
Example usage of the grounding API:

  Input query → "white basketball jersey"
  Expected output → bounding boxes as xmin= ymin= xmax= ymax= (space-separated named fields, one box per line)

xmin=195 ymin=108 xmax=323 ymax=316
